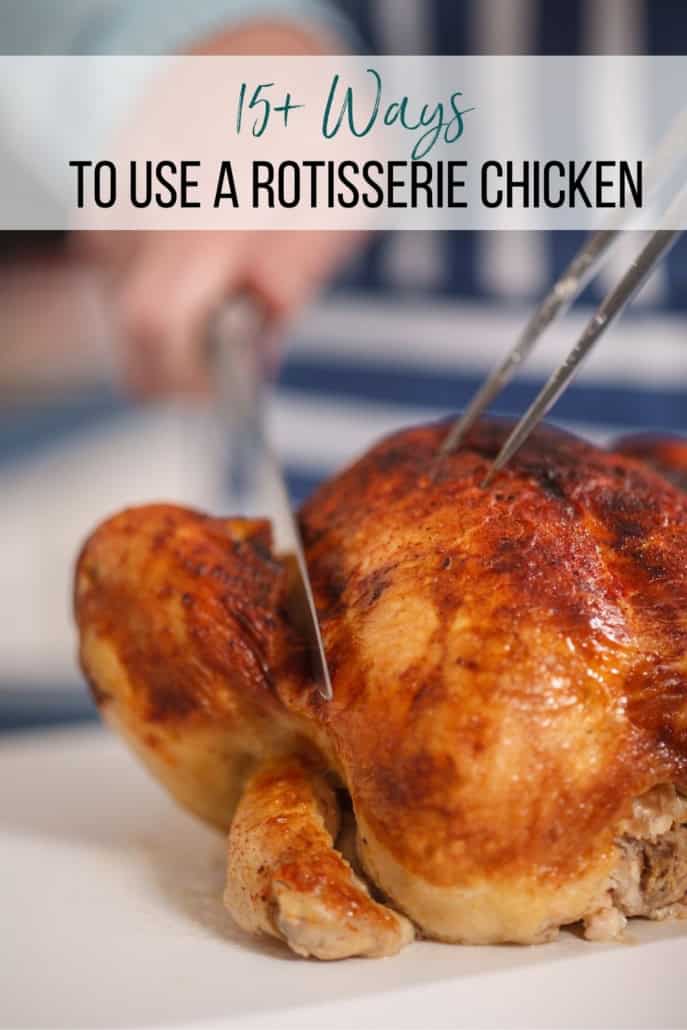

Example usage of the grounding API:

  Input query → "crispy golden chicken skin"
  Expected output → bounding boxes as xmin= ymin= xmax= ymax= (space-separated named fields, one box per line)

xmin=614 ymin=433 xmax=687 ymax=492
xmin=75 ymin=420 xmax=687 ymax=954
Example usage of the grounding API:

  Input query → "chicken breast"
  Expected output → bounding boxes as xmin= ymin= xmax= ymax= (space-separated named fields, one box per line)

xmin=75 ymin=419 xmax=687 ymax=955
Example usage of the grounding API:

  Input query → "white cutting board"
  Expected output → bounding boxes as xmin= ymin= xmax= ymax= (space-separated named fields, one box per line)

xmin=1 ymin=727 xmax=686 ymax=1030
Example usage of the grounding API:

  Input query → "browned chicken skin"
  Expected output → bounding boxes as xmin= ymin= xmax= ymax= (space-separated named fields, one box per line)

xmin=614 ymin=434 xmax=687 ymax=492
xmin=75 ymin=419 xmax=687 ymax=956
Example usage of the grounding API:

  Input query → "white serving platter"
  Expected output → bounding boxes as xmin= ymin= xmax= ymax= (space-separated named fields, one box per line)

xmin=2 ymin=727 xmax=686 ymax=1030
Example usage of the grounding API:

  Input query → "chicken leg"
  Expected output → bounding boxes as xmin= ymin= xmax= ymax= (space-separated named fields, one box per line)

xmin=226 ymin=755 xmax=413 ymax=958
xmin=75 ymin=502 xmax=412 ymax=957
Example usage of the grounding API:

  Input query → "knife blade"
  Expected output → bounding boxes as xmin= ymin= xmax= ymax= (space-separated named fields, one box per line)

xmin=211 ymin=298 xmax=265 ymax=509
xmin=259 ymin=442 xmax=334 ymax=702
xmin=210 ymin=297 xmax=333 ymax=701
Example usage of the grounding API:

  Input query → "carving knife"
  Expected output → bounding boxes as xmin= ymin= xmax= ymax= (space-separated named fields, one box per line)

xmin=210 ymin=297 xmax=333 ymax=701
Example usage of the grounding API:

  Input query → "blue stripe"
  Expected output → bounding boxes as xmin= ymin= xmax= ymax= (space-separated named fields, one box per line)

xmin=0 ymin=389 xmax=130 ymax=467
xmin=3 ymin=360 xmax=685 ymax=472
xmin=427 ymin=1 xmax=480 ymax=296
xmin=535 ymin=0 xmax=583 ymax=54
xmin=285 ymin=465 xmax=328 ymax=505
xmin=334 ymin=233 xmax=393 ymax=294
xmin=443 ymin=231 xmax=482 ymax=299
xmin=533 ymin=0 xmax=594 ymax=301
xmin=431 ymin=0 xmax=472 ymax=54
xmin=646 ymin=0 xmax=683 ymax=56
xmin=663 ymin=234 xmax=687 ymax=313
xmin=279 ymin=356 xmax=687 ymax=431
xmin=0 ymin=688 xmax=98 ymax=733
xmin=334 ymin=236 xmax=687 ymax=311
xmin=335 ymin=0 xmax=380 ymax=51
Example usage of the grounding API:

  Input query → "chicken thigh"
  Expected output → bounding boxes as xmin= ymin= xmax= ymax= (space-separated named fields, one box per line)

xmin=75 ymin=419 xmax=687 ymax=956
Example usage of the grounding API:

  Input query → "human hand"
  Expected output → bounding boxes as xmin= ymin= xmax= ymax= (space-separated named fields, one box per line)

xmin=72 ymin=18 xmax=361 ymax=397
xmin=74 ymin=226 xmax=359 ymax=396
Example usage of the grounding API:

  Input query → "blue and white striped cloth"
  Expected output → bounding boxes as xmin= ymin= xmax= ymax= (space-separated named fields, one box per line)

xmin=1 ymin=288 xmax=685 ymax=735
xmin=2 ymin=0 xmax=687 ymax=729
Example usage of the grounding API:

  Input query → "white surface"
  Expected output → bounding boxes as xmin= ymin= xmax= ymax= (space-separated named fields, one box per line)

xmin=2 ymin=727 xmax=686 ymax=1030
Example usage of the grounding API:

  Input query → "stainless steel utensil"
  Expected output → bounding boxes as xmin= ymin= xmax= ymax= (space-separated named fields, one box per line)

xmin=210 ymin=297 xmax=333 ymax=701
xmin=437 ymin=106 xmax=687 ymax=480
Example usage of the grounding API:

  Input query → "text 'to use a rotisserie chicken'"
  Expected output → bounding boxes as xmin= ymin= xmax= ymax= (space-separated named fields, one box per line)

xmin=74 ymin=419 xmax=687 ymax=958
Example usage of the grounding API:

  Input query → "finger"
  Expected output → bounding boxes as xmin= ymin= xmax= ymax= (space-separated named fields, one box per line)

xmin=115 ymin=331 xmax=162 ymax=398
xmin=248 ymin=230 xmax=362 ymax=319
xmin=116 ymin=232 xmax=245 ymax=396
xmin=70 ymin=230 xmax=140 ymax=286
xmin=70 ymin=229 xmax=163 ymax=395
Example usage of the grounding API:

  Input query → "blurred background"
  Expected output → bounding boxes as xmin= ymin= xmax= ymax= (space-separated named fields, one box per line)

xmin=2 ymin=0 xmax=687 ymax=732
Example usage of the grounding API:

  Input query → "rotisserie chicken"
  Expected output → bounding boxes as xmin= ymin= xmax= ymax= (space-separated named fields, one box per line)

xmin=74 ymin=419 xmax=687 ymax=958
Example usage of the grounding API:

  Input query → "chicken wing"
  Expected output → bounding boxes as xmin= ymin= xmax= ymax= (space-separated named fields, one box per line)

xmin=75 ymin=504 xmax=300 ymax=831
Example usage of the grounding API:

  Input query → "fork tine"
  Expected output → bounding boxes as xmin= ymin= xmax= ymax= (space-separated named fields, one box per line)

xmin=482 ymin=225 xmax=682 ymax=487
xmin=436 ymin=228 xmax=619 ymax=459
xmin=437 ymin=105 xmax=687 ymax=464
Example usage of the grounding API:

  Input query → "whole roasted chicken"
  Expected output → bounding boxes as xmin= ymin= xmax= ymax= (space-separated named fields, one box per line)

xmin=75 ymin=419 xmax=687 ymax=958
